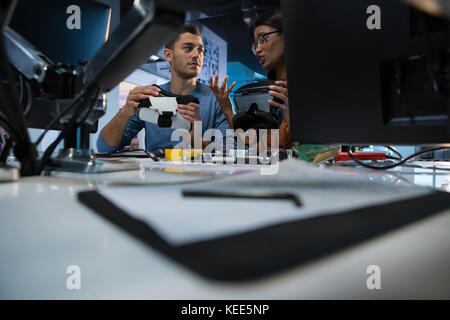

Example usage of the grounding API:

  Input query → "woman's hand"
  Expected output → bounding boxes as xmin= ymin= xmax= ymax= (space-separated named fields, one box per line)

xmin=209 ymin=74 xmax=236 ymax=127
xmin=268 ymin=80 xmax=289 ymax=125
xmin=209 ymin=74 xmax=236 ymax=108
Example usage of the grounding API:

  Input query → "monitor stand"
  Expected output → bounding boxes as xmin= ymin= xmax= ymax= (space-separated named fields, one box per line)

xmin=41 ymin=124 xmax=140 ymax=175
xmin=0 ymin=165 xmax=19 ymax=182
xmin=41 ymin=148 xmax=140 ymax=175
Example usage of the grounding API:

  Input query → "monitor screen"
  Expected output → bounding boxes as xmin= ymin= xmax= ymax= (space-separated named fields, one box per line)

xmin=9 ymin=0 xmax=111 ymax=65
xmin=8 ymin=0 xmax=111 ymax=131
xmin=281 ymin=0 xmax=450 ymax=145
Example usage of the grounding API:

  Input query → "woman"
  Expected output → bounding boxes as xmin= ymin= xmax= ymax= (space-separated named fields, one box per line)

xmin=210 ymin=8 xmax=292 ymax=149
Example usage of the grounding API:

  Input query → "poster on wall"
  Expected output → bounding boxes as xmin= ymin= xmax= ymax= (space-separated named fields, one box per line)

xmin=196 ymin=25 xmax=227 ymax=85
xmin=198 ymin=37 xmax=220 ymax=84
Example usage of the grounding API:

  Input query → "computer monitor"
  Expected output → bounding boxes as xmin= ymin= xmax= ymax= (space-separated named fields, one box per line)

xmin=8 ymin=0 xmax=111 ymax=132
xmin=281 ymin=0 xmax=450 ymax=145
xmin=9 ymin=0 xmax=111 ymax=66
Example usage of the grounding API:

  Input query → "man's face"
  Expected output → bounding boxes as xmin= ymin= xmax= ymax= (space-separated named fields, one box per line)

xmin=166 ymin=32 xmax=204 ymax=79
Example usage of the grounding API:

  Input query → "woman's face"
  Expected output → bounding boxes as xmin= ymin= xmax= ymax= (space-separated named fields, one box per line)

xmin=253 ymin=25 xmax=284 ymax=71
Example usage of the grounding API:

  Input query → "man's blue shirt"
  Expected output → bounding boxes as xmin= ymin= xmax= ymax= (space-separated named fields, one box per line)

xmin=97 ymin=81 xmax=230 ymax=152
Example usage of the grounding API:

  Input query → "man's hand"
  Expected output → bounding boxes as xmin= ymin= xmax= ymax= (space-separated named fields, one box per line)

xmin=177 ymin=102 xmax=202 ymax=147
xmin=122 ymin=85 xmax=161 ymax=118
xmin=177 ymin=102 xmax=201 ymax=124
xmin=268 ymin=80 xmax=290 ymax=125
xmin=101 ymin=85 xmax=161 ymax=148
xmin=209 ymin=74 xmax=236 ymax=127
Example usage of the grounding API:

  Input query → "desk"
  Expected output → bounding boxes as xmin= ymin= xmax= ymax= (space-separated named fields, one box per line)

xmin=1 ymin=160 xmax=450 ymax=299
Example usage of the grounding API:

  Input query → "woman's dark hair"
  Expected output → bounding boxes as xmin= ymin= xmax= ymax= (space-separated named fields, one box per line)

xmin=252 ymin=9 xmax=283 ymax=80
xmin=253 ymin=8 xmax=283 ymax=33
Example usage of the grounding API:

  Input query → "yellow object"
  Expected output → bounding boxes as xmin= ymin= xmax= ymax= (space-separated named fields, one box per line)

xmin=183 ymin=149 xmax=203 ymax=158
xmin=165 ymin=149 xmax=183 ymax=161
xmin=165 ymin=149 xmax=203 ymax=161
xmin=312 ymin=146 xmax=340 ymax=164
xmin=165 ymin=168 xmax=183 ymax=173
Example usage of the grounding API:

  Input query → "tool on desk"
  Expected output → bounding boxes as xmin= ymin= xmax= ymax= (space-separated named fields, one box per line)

xmin=334 ymin=152 xmax=386 ymax=163
xmin=95 ymin=149 xmax=162 ymax=161
xmin=292 ymin=144 xmax=340 ymax=164
xmin=146 ymin=149 xmax=164 ymax=161
xmin=182 ymin=189 xmax=302 ymax=207
xmin=165 ymin=149 xmax=203 ymax=161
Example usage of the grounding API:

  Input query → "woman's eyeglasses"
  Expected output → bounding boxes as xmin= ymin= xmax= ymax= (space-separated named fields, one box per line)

xmin=251 ymin=30 xmax=281 ymax=55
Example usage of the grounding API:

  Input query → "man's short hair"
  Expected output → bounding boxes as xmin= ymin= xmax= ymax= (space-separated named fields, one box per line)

xmin=165 ymin=24 xmax=201 ymax=50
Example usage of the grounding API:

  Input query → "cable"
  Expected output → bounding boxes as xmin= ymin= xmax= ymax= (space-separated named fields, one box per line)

xmin=0 ymin=117 xmax=20 ymax=142
xmin=18 ymin=73 xmax=23 ymax=105
xmin=35 ymin=99 xmax=86 ymax=173
xmin=35 ymin=87 xmax=99 ymax=174
xmin=0 ymin=2 xmax=37 ymax=176
xmin=22 ymin=78 xmax=32 ymax=117
xmin=0 ymin=76 xmax=32 ymax=120
xmin=75 ymin=94 xmax=98 ymax=126
xmin=386 ymin=155 xmax=402 ymax=161
xmin=0 ymin=138 xmax=12 ymax=164
xmin=347 ymin=146 xmax=450 ymax=170
xmin=384 ymin=145 xmax=403 ymax=161
xmin=35 ymin=93 xmax=89 ymax=173
xmin=0 ymin=109 xmax=20 ymax=135
xmin=0 ymin=79 xmax=22 ymax=120
xmin=0 ymin=6 xmax=27 ymax=144
xmin=35 ymin=85 xmax=101 ymax=151
xmin=0 ymin=127 xmax=5 ymax=145
xmin=34 ymin=93 xmax=85 ymax=147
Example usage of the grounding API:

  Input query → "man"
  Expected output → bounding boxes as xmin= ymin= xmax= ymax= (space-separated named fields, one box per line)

xmin=97 ymin=24 xmax=229 ymax=153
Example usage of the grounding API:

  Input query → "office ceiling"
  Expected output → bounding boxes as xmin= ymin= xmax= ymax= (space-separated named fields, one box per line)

xmin=198 ymin=13 xmax=264 ymax=75
xmin=193 ymin=0 xmax=280 ymax=75
xmin=123 ymin=0 xmax=280 ymax=75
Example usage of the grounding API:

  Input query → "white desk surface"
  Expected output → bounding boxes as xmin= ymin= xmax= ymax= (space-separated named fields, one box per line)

xmin=1 ymin=159 xmax=450 ymax=299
